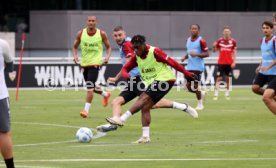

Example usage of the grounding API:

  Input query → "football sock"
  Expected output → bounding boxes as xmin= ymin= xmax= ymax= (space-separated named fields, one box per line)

xmin=5 ymin=158 xmax=15 ymax=168
xmin=120 ymin=111 xmax=132 ymax=122
xmin=101 ymin=91 xmax=108 ymax=97
xmin=225 ymin=90 xmax=229 ymax=97
xmin=142 ymin=127 xmax=150 ymax=137
xmin=198 ymin=99 xmax=203 ymax=106
xmin=214 ymin=90 xmax=219 ymax=97
xmin=84 ymin=103 xmax=91 ymax=112
xmin=172 ymin=102 xmax=188 ymax=111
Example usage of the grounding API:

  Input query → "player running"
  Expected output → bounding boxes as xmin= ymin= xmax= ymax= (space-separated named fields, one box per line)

xmin=252 ymin=21 xmax=276 ymax=97
xmin=72 ymin=16 xmax=112 ymax=118
xmin=97 ymin=26 xmax=198 ymax=135
xmin=180 ymin=24 xmax=209 ymax=110
xmin=258 ymin=21 xmax=276 ymax=115
xmin=105 ymin=35 xmax=197 ymax=143
xmin=212 ymin=26 xmax=237 ymax=100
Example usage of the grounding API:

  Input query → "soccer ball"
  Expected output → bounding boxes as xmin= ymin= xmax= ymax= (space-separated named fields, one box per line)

xmin=76 ymin=127 xmax=93 ymax=143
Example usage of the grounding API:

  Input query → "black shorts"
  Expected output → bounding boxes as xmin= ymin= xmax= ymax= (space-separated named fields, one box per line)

xmin=83 ymin=66 xmax=100 ymax=89
xmin=267 ymin=78 xmax=276 ymax=92
xmin=145 ymin=81 xmax=175 ymax=104
xmin=217 ymin=64 xmax=232 ymax=77
xmin=119 ymin=77 xmax=145 ymax=104
xmin=185 ymin=70 xmax=202 ymax=83
xmin=0 ymin=98 xmax=10 ymax=133
xmin=253 ymin=73 xmax=276 ymax=87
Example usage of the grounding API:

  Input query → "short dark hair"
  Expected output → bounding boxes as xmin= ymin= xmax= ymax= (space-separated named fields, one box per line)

xmin=113 ymin=26 xmax=124 ymax=32
xmin=262 ymin=21 xmax=274 ymax=29
xmin=131 ymin=35 xmax=146 ymax=46
xmin=223 ymin=25 xmax=231 ymax=30
xmin=190 ymin=24 xmax=200 ymax=30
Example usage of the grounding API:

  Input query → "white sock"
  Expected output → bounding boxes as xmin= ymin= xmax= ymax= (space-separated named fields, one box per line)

xmin=225 ymin=90 xmax=229 ymax=97
xmin=198 ymin=99 xmax=203 ymax=106
xmin=101 ymin=91 xmax=108 ymax=97
xmin=172 ymin=102 xmax=188 ymax=111
xmin=120 ymin=111 xmax=132 ymax=122
xmin=84 ymin=103 xmax=91 ymax=112
xmin=214 ymin=90 xmax=219 ymax=97
xmin=142 ymin=127 xmax=150 ymax=137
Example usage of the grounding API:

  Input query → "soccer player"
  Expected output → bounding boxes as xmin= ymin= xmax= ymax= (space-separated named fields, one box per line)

xmin=252 ymin=21 xmax=276 ymax=97
xmin=0 ymin=38 xmax=16 ymax=168
xmin=72 ymin=16 xmax=112 ymax=118
xmin=180 ymin=24 xmax=209 ymax=110
xmin=105 ymin=35 xmax=197 ymax=143
xmin=212 ymin=26 xmax=237 ymax=100
xmin=97 ymin=26 xmax=198 ymax=134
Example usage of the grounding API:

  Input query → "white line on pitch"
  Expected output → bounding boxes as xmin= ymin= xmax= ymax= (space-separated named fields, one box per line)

xmin=12 ymin=122 xmax=107 ymax=137
xmin=195 ymin=140 xmax=259 ymax=144
xmin=14 ymin=140 xmax=76 ymax=147
xmin=12 ymin=122 xmax=81 ymax=129
xmin=15 ymin=158 xmax=276 ymax=162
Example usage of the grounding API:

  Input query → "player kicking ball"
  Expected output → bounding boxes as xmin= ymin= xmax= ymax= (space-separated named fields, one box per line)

xmin=105 ymin=35 xmax=198 ymax=143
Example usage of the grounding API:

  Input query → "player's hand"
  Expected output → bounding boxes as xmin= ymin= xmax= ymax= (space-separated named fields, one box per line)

xmin=255 ymin=66 xmax=261 ymax=74
xmin=103 ymin=57 xmax=109 ymax=65
xmin=107 ymin=77 xmax=116 ymax=84
xmin=231 ymin=63 xmax=236 ymax=68
xmin=8 ymin=71 xmax=16 ymax=81
xmin=180 ymin=56 xmax=186 ymax=62
xmin=184 ymin=71 xmax=198 ymax=80
xmin=73 ymin=56 xmax=79 ymax=64
xmin=189 ymin=51 xmax=198 ymax=57
xmin=260 ymin=66 xmax=270 ymax=72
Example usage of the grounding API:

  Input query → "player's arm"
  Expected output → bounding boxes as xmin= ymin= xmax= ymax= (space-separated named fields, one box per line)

xmin=107 ymin=71 xmax=122 ymax=84
xmin=212 ymin=40 xmax=218 ymax=52
xmin=2 ymin=40 xmax=16 ymax=81
xmin=101 ymin=30 xmax=112 ymax=64
xmin=108 ymin=43 xmax=135 ymax=83
xmin=121 ymin=56 xmax=138 ymax=79
xmin=154 ymin=48 xmax=196 ymax=79
xmin=231 ymin=41 xmax=237 ymax=68
xmin=190 ymin=38 xmax=209 ymax=58
xmin=180 ymin=53 xmax=188 ymax=62
xmin=72 ymin=30 xmax=81 ymax=64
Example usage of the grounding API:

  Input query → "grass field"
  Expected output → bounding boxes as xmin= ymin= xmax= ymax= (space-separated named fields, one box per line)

xmin=2 ymin=87 xmax=276 ymax=168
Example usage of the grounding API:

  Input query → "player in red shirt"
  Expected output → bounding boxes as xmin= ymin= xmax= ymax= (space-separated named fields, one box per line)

xmin=212 ymin=26 xmax=237 ymax=100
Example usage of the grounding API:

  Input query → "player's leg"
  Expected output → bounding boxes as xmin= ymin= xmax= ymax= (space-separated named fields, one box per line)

xmin=224 ymin=65 xmax=233 ymax=99
xmin=132 ymin=104 xmax=153 ymax=144
xmin=89 ymin=67 xmax=111 ymax=107
xmin=152 ymin=99 xmax=198 ymax=118
xmin=185 ymin=72 xmax=204 ymax=110
xmin=80 ymin=67 xmax=95 ymax=118
xmin=262 ymin=78 xmax=276 ymax=115
xmin=0 ymin=98 xmax=15 ymax=168
xmin=106 ymin=81 xmax=174 ymax=126
xmin=262 ymin=89 xmax=276 ymax=115
xmin=225 ymin=75 xmax=231 ymax=99
xmin=97 ymin=79 xmax=140 ymax=132
xmin=252 ymin=73 xmax=266 ymax=95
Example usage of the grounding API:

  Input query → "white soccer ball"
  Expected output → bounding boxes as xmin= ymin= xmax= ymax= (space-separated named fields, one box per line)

xmin=76 ymin=127 xmax=93 ymax=143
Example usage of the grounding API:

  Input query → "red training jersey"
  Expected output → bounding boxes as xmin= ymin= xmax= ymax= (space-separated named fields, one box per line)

xmin=215 ymin=38 xmax=237 ymax=64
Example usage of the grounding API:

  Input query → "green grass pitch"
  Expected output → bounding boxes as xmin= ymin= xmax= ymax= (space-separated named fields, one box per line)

xmin=3 ymin=87 xmax=276 ymax=168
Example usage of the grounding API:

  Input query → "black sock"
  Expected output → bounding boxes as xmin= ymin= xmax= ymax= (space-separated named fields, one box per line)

xmin=4 ymin=158 xmax=15 ymax=168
